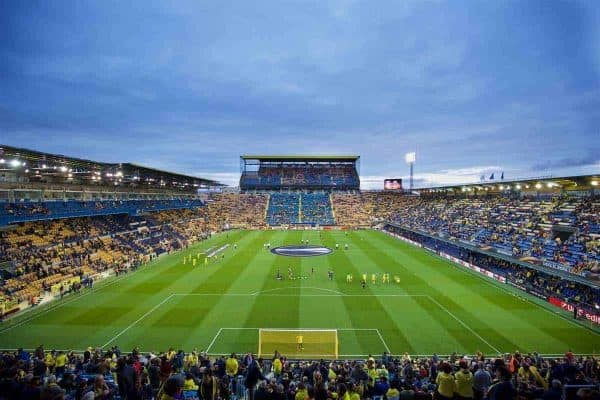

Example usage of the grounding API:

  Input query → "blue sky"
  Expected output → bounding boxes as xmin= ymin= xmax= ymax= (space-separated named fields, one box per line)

xmin=1 ymin=0 xmax=599 ymax=188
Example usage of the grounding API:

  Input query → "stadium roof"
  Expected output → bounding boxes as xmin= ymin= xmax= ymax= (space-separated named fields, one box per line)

xmin=0 ymin=145 xmax=224 ymax=190
xmin=241 ymin=155 xmax=359 ymax=161
xmin=415 ymin=174 xmax=600 ymax=193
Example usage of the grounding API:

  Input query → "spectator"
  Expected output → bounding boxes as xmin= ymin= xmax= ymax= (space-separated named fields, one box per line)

xmin=435 ymin=363 xmax=455 ymax=400
xmin=455 ymin=361 xmax=474 ymax=400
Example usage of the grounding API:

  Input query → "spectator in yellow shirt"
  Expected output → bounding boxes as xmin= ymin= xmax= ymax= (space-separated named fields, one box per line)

xmin=349 ymin=383 xmax=362 ymax=400
xmin=338 ymin=383 xmax=351 ymax=400
xmin=226 ymin=353 xmax=239 ymax=377
xmin=436 ymin=363 xmax=455 ymax=400
xmin=45 ymin=351 xmax=56 ymax=374
xmin=386 ymin=380 xmax=400 ymax=400
xmin=518 ymin=363 xmax=547 ymax=390
xmin=295 ymin=382 xmax=309 ymax=400
xmin=167 ymin=348 xmax=176 ymax=361
xmin=54 ymin=351 xmax=68 ymax=376
xmin=273 ymin=357 xmax=283 ymax=377
xmin=185 ymin=350 xmax=198 ymax=370
xmin=183 ymin=372 xmax=198 ymax=390
xmin=455 ymin=361 xmax=474 ymax=399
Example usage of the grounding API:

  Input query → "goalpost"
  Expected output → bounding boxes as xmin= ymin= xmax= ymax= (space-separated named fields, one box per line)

xmin=258 ymin=329 xmax=339 ymax=359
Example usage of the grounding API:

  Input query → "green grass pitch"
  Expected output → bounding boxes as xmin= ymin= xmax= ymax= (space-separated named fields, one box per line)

xmin=1 ymin=229 xmax=598 ymax=357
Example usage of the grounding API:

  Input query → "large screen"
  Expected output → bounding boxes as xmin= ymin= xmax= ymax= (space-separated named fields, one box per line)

xmin=384 ymin=178 xmax=403 ymax=191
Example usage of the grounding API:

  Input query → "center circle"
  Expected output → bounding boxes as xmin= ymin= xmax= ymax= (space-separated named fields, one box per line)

xmin=270 ymin=245 xmax=333 ymax=257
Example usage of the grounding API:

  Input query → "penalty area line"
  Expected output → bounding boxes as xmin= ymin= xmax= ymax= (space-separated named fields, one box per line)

xmin=205 ymin=328 xmax=224 ymax=353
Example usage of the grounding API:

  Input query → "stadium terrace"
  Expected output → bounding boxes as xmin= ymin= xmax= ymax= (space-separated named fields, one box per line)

xmin=0 ymin=147 xmax=599 ymax=400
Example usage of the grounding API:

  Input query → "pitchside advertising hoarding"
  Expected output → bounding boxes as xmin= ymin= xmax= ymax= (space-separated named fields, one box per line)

xmin=384 ymin=178 xmax=403 ymax=191
xmin=548 ymin=297 xmax=600 ymax=325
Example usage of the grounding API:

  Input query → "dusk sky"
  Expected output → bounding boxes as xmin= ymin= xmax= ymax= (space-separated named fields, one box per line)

xmin=1 ymin=0 xmax=599 ymax=188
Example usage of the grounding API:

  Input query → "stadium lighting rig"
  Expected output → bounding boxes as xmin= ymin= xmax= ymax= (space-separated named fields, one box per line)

xmin=405 ymin=152 xmax=416 ymax=192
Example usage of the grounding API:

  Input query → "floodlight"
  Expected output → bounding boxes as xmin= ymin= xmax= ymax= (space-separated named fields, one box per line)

xmin=405 ymin=152 xmax=416 ymax=164
xmin=591 ymin=181 xmax=598 ymax=186
xmin=10 ymin=159 xmax=20 ymax=167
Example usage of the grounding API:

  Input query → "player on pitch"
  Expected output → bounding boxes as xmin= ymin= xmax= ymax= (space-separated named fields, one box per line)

xmin=296 ymin=334 xmax=304 ymax=351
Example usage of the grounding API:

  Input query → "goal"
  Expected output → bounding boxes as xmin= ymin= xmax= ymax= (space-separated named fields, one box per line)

xmin=258 ymin=329 xmax=339 ymax=359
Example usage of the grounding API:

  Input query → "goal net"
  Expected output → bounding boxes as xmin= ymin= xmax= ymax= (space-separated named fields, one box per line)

xmin=258 ymin=329 xmax=339 ymax=359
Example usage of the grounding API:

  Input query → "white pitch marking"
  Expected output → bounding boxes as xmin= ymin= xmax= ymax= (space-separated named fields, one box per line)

xmin=205 ymin=328 xmax=223 ymax=353
xmin=376 ymin=329 xmax=392 ymax=353
xmin=101 ymin=294 xmax=175 ymax=348
xmin=426 ymin=295 xmax=502 ymax=354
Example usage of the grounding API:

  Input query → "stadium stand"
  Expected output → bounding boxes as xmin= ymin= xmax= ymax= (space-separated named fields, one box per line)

xmin=207 ymin=193 xmax=268 ymax=230
xmin=387 ymin=196 xmax=600 ymax=276
xmin=0 ymin=346 xmax=597 ymax=400
xmin=240 ymin=156 xmax=360 ymax=192
xmin=0 ymin=208 xmax=213 ymax=303
xmin=331 ymin=192 xmax=410 ymax=227
xmin=300 ymin=193 xmax=334 ymax=225
xmin=0 ymin=199 xmax=206 ymax=226
xmin=267 ymin=193 xmax=300 ymax=225
xmin=266 ymin=193 xmax=335 ymax=226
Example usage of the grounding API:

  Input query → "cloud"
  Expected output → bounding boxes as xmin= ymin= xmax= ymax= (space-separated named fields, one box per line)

xmin=531 ymin=153 xmax=600 ymax=171
xmin=1 ymin=0 xmax=598 ymax=184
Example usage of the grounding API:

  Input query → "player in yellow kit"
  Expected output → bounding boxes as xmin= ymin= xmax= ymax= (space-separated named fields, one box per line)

xmin=296 ymin=335 xmax=304 ymax=351
xmin=371 ymin=273 xmax=377 ymax=284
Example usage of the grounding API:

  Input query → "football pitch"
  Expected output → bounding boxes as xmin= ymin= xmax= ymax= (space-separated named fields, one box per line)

xmin=1 ymin=229 xmax=598 ymax=357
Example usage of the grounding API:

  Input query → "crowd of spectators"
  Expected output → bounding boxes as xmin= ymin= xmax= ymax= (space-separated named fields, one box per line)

xmin=266 ymin=193 xmax=334 ymax=226
xmin=0 ymin=346 xmax=597 ymax=400
xmin=0 ymin=199 xmax=205 ymax=226
xmin=388 ymin=196 xmax=600 ymax=276
xmin=300 ymin=194 xmax=334 ymax=225
xmin=331 ymin=193 xmax=409 ymax=227
xmin=207 ymin=194 xmax=268 ymax=230
xmin=267 ymin=194 xmax=301 ymax=225
xmin=242 ymin=166 xmax=359 ymax=190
